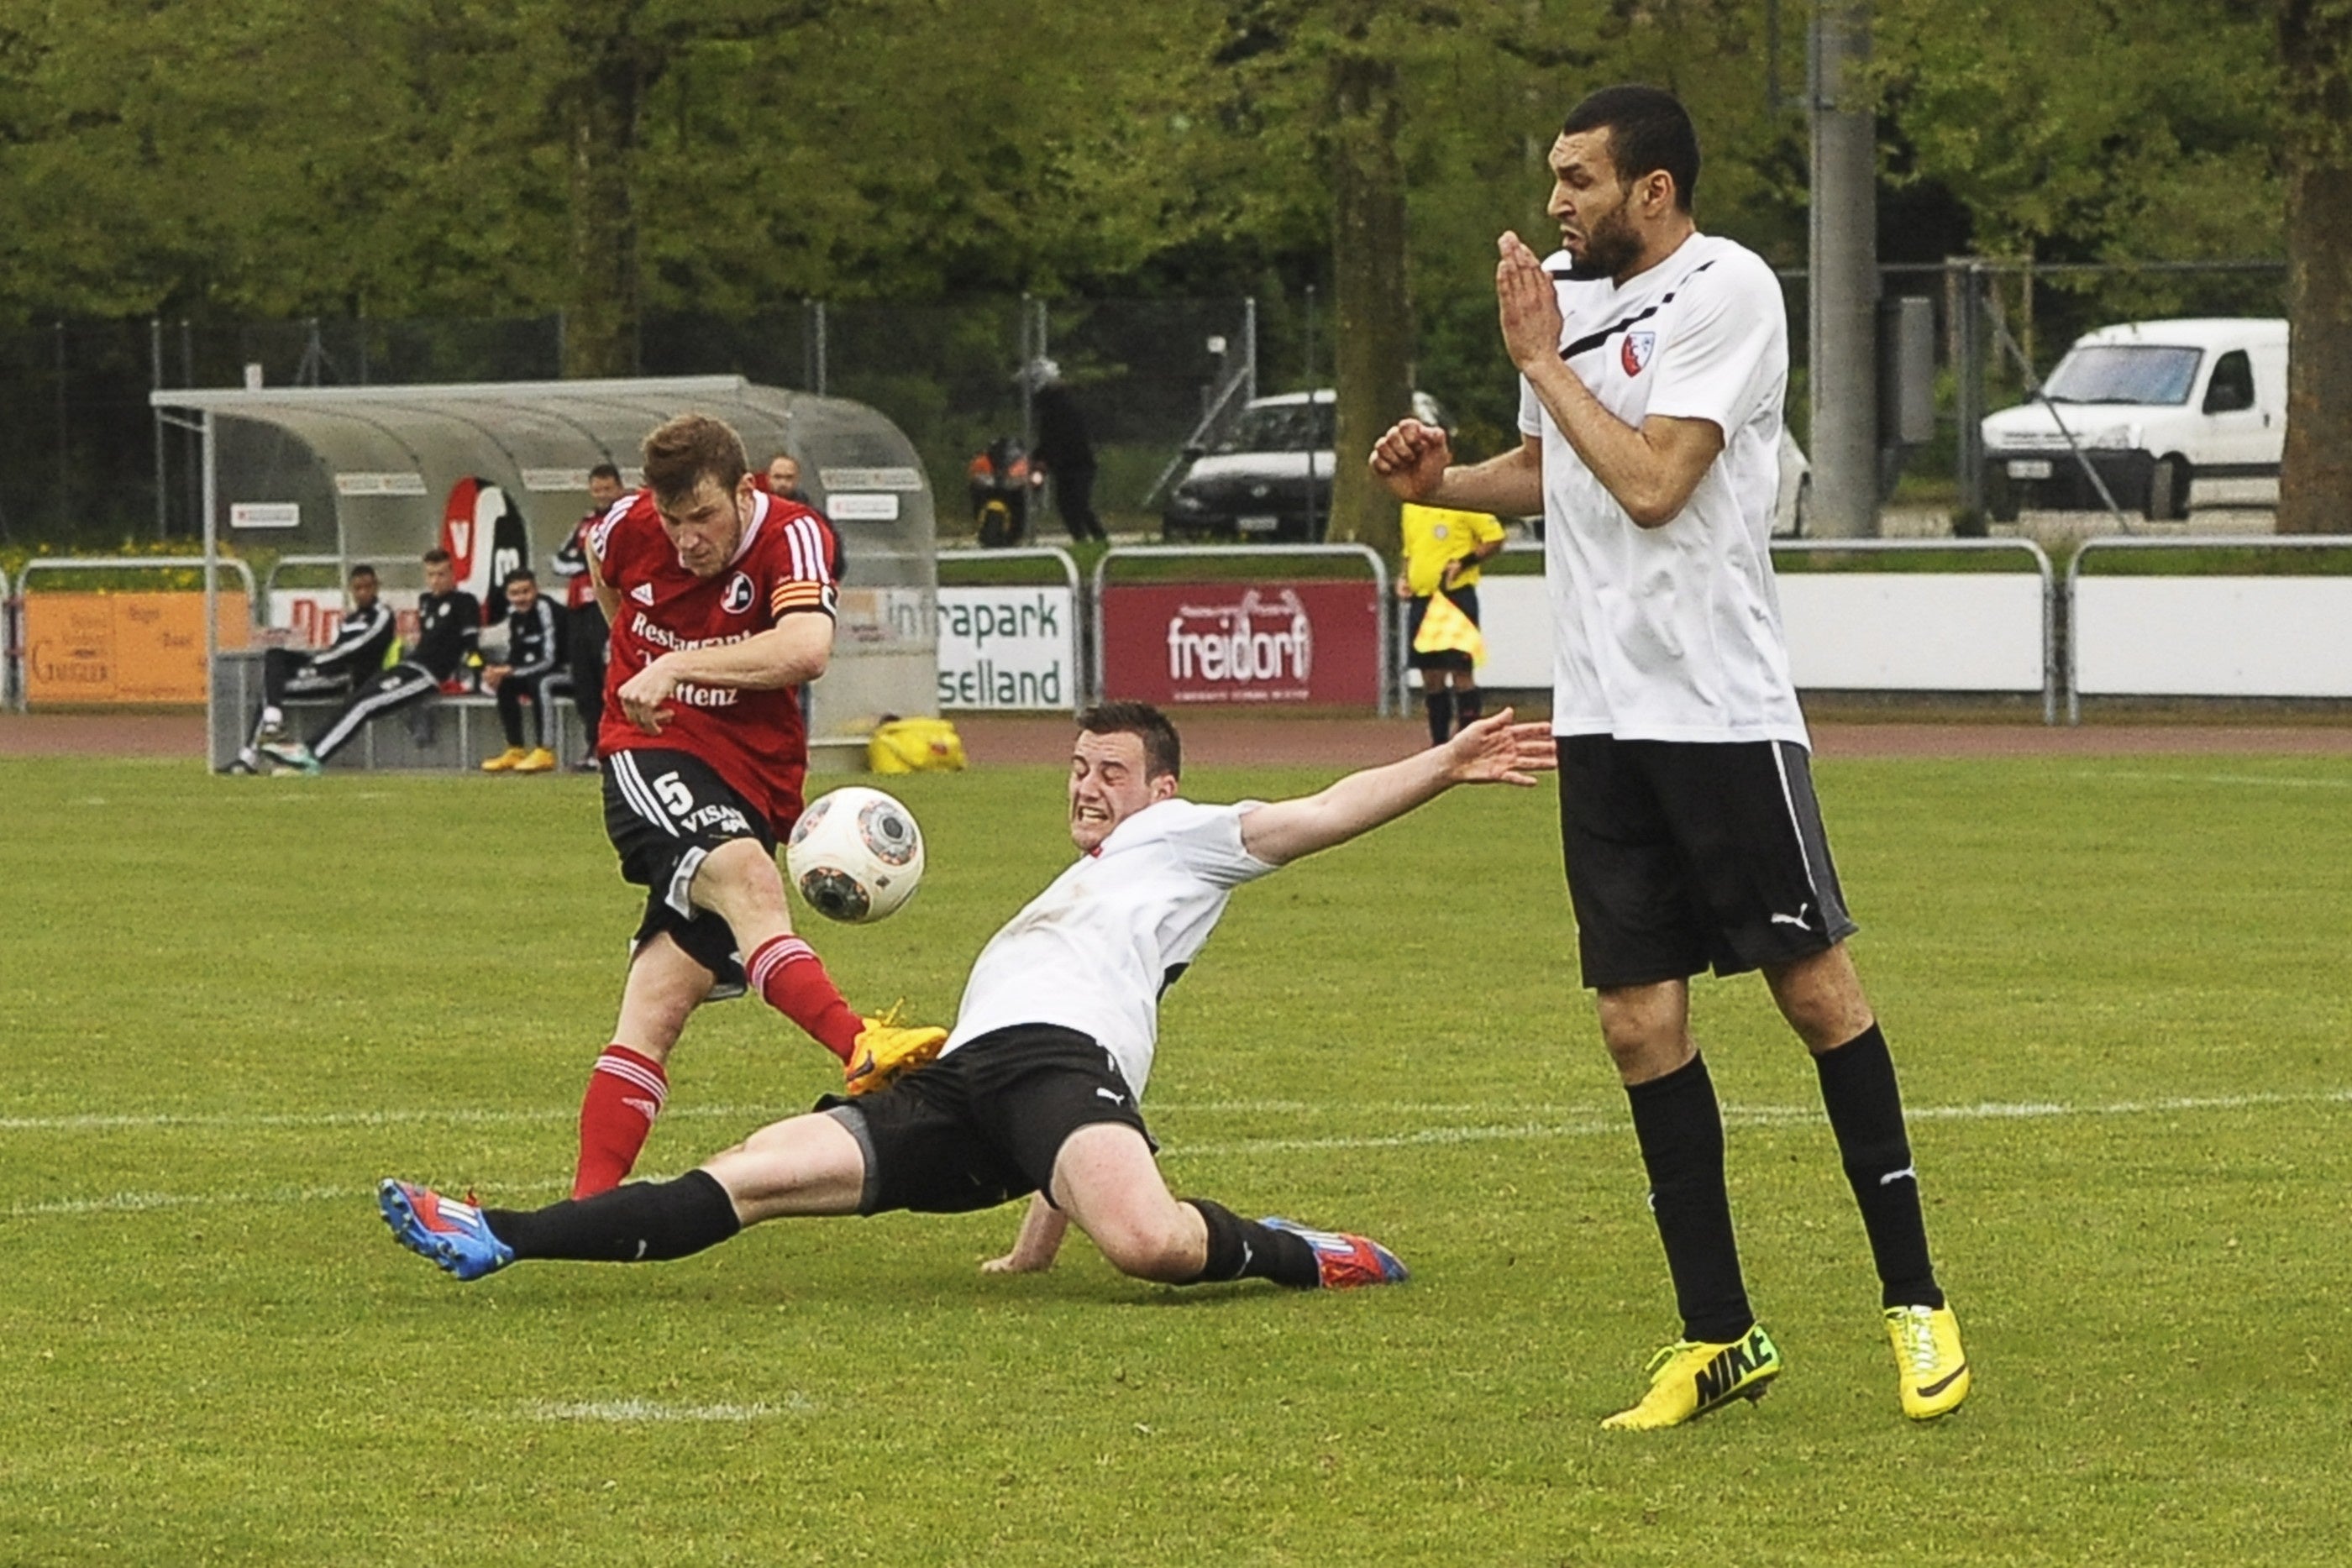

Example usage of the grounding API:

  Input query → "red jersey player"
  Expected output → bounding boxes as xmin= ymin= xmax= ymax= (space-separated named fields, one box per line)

xmin=570 ymin=412 xmax=943 ymax=1198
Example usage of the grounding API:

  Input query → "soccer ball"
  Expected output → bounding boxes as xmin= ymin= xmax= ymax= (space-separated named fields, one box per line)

xmin=785 ymin=786 xmax=926 ymax=923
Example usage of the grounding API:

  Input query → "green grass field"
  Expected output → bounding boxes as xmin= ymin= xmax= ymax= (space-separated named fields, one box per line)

xmin=5 ymin=750 xmax=2349 ymax=1565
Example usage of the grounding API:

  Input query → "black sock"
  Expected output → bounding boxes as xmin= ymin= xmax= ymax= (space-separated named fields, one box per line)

xmin=1814 ymin=1023 xmax=1944 ymax=1310
xmin=1423 ymin=690 xmax=1455 ymax=747
xmin=485 ymin=1169 xmax=743 ymax=1264
xmin=1183 ymin=1198 xmax=1320 ymax=1288
xmin=1625 ymin=1054 xmax=1755 ymax=1344
xmin=1453 ymin=687 xmax=1483 ymax=732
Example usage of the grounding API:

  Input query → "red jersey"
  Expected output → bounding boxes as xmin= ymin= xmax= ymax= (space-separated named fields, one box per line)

xmin=589 ymin=488 xmax=839 ymax=831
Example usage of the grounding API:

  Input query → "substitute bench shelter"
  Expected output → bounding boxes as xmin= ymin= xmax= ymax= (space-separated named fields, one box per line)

xmin=151 ymin=377 xmax=937 ymax=771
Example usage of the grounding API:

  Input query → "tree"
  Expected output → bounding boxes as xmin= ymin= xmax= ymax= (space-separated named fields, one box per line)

xmin=1326 ymin=3 xmax=1415 ymax=561
xmin=2275 ymin=0 xmax=2352 ymax=534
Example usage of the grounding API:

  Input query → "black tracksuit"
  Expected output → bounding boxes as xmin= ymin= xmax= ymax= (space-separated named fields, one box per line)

xmin=307 ymin=590 xmax=481 ymax=763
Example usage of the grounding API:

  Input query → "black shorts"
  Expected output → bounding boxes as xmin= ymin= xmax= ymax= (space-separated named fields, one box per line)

xmin=602 ymin=747 xmax=775 ymax=993
xmin=1405 ymin=585 xmax=1480 ymax=674
xmin=818 ymin=1025 xmax=1153 ymax=1216
xmin=1557 ymin=734 xmax=1858 ymax=989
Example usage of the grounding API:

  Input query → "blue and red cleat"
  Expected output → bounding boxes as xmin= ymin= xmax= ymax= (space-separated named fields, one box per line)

xmin=378 ymin=1178 xmax=515 ymax=1281
xmin=1258 ymin=1217 xmax=1410 ymax=1289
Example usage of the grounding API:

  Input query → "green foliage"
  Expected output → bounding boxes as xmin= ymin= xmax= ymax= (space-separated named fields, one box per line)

xmin=1877 ymin=0 xmax=2281 ymax=262
xmin=4 ymin=752 xmax=2352 ymax=1561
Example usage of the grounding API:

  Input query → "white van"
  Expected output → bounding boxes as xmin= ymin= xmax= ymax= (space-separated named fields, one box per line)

xmin=1980 ymin=317 xmax=2286 ymax=522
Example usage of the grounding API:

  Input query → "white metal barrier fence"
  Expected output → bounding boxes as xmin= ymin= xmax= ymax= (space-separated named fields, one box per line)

xmin=934 ymin=546 xmax=1084 ymax=714
xmin=1092 ymin=544 xmax=1394 ymax=715
xmin=13 ymin=541 xmax=2352 ymax=732
xmin=12 ymin=556 xmax=260 ymax=712
xmin=2066 ymin=534 xmax=2352 ymax=722
xmin=1415 ymin=538 xmax=2057 ymax=723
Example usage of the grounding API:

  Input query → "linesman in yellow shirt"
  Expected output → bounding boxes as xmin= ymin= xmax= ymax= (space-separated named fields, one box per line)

xmin=1397 ymin=501 xmax=1506 ymax=745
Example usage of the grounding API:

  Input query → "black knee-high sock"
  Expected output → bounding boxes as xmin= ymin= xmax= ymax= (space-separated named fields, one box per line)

xmin=485 ymin=1169 xmax=743 ymax=1263
xmin=1814 ymin=1023 xmax=1943 ymax=1310
xmin=1183 ymin=1198 xmax=1320 ymax=1288
xmin=1625 ymin=1054 xmax=1755 ymax=1344
xmin=1452 ymin=687 xmax=1483 ymax=732
xmin=1422 ymin=689 xmax=1455 ymax=747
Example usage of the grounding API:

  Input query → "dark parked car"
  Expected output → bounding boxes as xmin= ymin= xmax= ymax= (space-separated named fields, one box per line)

xmin=1162 ymin=390 xmax=1449 ymax=543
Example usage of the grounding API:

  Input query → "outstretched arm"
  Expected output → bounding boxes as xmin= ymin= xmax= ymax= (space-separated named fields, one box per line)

xmin=1238 ymin=710 xmax=1555 ymax=868
xmin=981 ymin=1194 xmax=1068 ymax=1274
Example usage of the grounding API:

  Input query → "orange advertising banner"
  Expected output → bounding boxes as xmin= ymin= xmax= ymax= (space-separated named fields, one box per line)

xmin=22 ymin=592 xmax=250 ymax=705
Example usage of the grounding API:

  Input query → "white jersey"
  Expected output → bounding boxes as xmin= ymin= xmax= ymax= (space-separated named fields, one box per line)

xmin=1517 ymin=231 xmax=1807 ymax=746
xmin=943 ymin=798 xmax=1276 ymax=1099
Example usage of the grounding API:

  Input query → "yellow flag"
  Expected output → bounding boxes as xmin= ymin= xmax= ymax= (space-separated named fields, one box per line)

xmin=1413 ymin=591 xmax=1486 ymax=667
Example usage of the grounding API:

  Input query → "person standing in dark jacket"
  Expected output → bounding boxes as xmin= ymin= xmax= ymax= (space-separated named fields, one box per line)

xmin=551 ymin=464 xmax=627 ymax=769
xmin=481 ymin=569 xmax=566 ymax=774
xmin=259 ymin=549 xmax=480 ymax=774
xmin=1026 ymin=358 xmax=1106 ymax=543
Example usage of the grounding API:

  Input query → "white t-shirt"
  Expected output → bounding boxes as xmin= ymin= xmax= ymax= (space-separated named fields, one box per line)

xmin=1516 ymin=231 xmax=1807 ymax=745
xmin=944 ymin=799 xmax=1276 ymax=1099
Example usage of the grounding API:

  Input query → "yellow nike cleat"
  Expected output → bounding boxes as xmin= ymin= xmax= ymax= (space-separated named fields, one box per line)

xmin=843 ymin=1004 xmax=947 ymax=1095
xmin=480 ymin=746 xmax=527 ymax=773
xmin=515 ymin=747 xmax=559 ymax=774
xmin=1885 ymin=1304 xmax=1971 ymax=1420
xmin=1601 ymin=1323 xmax=1782 ymax=1430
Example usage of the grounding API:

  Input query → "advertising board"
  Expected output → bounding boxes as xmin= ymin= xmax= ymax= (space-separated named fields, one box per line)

xmin=937 ymin=586 xmax=1077 ymax=711
xmin=1101 ymin=580 xmax=1381 ymax=706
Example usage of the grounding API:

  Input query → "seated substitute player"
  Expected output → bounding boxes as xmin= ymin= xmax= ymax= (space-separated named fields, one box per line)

xmin=563 ymin=412 xmax=943 ymax=1200
xmin=480 ymin=568 xmax=565 ymax=774
xmin=260 ymin=549 xmax=480 ymax=774
xmin=233 ymin=564 xmax=397 ymax=773
xmin=1396 ymin=501 xmax=1505 ymax=746
xmin=380 ymin=700 xmax=1557 ymax=1293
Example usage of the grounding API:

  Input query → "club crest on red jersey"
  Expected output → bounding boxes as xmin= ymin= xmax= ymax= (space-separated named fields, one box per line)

xmin=1621 ymin=331 xmax=1656 ymax=376
xmin=722 ymin=571 xmax=756 ymax=614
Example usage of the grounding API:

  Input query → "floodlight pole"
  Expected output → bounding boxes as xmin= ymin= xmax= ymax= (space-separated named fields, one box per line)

xmin=1808 ymin=0 xmax=1879 ymax=538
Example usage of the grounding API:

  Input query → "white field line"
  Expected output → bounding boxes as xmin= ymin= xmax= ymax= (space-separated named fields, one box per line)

xmin=2072 ymin=769 xmax=2352 ymax=790
xmin=5 ymin=1088 xmax=2346 ymax=1222
xmin=517 ymin=1396 xmax=816 ymax=1424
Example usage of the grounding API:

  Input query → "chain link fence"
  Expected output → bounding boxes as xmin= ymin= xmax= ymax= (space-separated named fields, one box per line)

xmin=0 ymin=260 xmax=2287 ymax=551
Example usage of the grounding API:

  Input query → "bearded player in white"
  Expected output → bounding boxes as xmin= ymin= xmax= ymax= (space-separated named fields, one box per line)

xmin=381 ymin=700 xmax=1554 ymax=1295
xmin=1372 ymin=84 xmax=1969 ymax=1429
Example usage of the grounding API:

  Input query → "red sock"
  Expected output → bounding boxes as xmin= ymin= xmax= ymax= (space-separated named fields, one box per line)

xmin=573 ymin=1045 xmax=669 ymax=1199
xmin=746 ymin=936 xmax=862 ymax=1061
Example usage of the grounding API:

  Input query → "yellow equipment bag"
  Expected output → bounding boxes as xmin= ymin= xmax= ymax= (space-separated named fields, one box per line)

xmin=868 ymin=716 xmax=968 ymax=774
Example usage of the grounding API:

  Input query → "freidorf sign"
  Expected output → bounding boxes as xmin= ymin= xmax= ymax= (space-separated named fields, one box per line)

xmin=1102 ymin=581 xmax=1380 ymax=706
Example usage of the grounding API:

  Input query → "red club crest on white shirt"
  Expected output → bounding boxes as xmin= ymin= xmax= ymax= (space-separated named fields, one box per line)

xmin=1620 ymin=331 xmax=1656 ymax=376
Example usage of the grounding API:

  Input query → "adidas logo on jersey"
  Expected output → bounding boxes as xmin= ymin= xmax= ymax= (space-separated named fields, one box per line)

xmin=631 ymin=583 xmax=654 ymax=606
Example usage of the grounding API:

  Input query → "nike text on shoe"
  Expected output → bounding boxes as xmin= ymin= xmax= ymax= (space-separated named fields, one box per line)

xmin=1601 ymin=1323 xmax=1782 ymax=1430
xmin=1257 ymin=1217 xmax=1410 ymax=1289
xmin=1885 ymin=1303 xmax=1971 ymax=1420
xmin=843 ymin=1004 xmax=948 ymax=1095
xmin=378 ymin=1178 xmax=515 ymax=1282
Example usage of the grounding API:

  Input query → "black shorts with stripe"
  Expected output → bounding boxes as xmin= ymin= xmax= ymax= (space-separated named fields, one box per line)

xmin=817 ymin=1025 xmax=1153 ymax=1216
xmin=1556 ymin=735 xmax=1858 ymax=989
xmin=601 ymin=747 xmax=774 ymax=992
